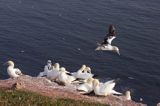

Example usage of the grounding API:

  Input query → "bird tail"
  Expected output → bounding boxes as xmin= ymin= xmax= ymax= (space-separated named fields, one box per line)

xmin=112 ymin=90 xmax=122 ymax=95
xmin=71 ymin=78 xmax=84 ymax=84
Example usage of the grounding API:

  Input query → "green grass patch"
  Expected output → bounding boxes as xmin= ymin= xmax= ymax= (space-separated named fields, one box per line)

xmin=0 ymin=90 xmax=108 ymax=106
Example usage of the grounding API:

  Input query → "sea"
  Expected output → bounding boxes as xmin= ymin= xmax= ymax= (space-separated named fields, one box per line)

xmin=0 ymin=0 xmax=159 ymax=105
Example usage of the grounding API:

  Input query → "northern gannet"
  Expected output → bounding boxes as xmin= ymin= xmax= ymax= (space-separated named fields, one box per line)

xmin=95 ymin=36 xmax=120 ymax=55
xmin=43 ymin=60 xmax=52 ymax=73
xmin=38 ymin=60 xmax=52 ymax=77
xmin=72 ymin=65 xmax=94 ymax=80
xmin=72 ymin=65 xmax=86 ymax=78
xmin=57 ymin=67 xmax=76 ymax=85
xmin=93 ymin=79 xmax=122 ymax=96
xmin=47 ymin=63 xmax=60 ymax=81
xmin=125 ymin=91 xmax=131 ymax=100
xmin=5 ymin=60 xmax=23 ymax=78
xmin=51 ymin=63 xmax=60 ymax=71
xmin=77 ymin=77 xmax=94 ymax=94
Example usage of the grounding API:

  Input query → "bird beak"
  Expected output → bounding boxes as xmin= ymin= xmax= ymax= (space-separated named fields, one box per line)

xmin=65 ymin=70 xmax=70 ymax=74
xmin=117 ymin=51 xmax=120 ymax=55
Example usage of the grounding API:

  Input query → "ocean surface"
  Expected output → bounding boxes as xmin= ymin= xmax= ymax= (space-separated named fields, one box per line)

xmin=0 ymin=0 xmax=160 ymax=105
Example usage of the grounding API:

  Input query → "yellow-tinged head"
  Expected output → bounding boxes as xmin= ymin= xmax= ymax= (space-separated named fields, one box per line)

xmin=84 ymin=67 xmax=91 ymax=73
xmin=6 ymin=60 xmax=14 ymax=66
xmin=54 ymin=63 xmax=60 ymax=69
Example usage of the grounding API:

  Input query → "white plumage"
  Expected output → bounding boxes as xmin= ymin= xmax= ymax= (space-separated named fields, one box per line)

xmin=95 ymin=36 xmax=120 ymax=55
xmin=72 ymin=65 xmax=94 ymax=80
xmin=6 ymin=61 xmax=23 ymax=78
xmin=57 ymin=67 xmax=76 ymax=85
xmin=38 ymin=60 xmax=52 ymax=77
xmin=93 ymin=79 xmax=122 ymax=96
xmin=47 ymin=63 xmax=60 ymax=81
xmin=77 ymin=78 xmax=94 ymax=94
xmin=125 ymin=91 xmax=131 ymax=100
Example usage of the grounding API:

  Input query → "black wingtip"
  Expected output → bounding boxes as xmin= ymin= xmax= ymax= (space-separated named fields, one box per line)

xmin=93 ymin=74 xmax=98 ymax=78
xmin=83 ymin=91 xmax=95 ymax=96
xmin=66 ymin=73 xmax=72 ymax=76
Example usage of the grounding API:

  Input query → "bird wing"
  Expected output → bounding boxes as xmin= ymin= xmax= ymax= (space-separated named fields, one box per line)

xmin=77 ymin=83 xmax=89 ymax=92
xmin=100 ymin=82 xmax=116 ymax=94
xmin=107 ymin=36 xmax=116 ymax=45
xmin=71 ymin=72 xmax=77 ymax=77
xmin=103 ymin=80 xmax=115 ymax=86
xmin=79 ymin=83 xmax=93 ymax=93
xmin=78 ymin=73 xmax=93 ymax=80
xmin=15 ymin=68 xmax=22 ymax=75
xmin=47 ymin=70 xmax=59 ymax=80
xmin=111 ymin=90 xmax=122 ymax=95
xmin=67 ymin=75 xmax=76 ymax=82
xmin=95 ymin=44 xmax=111 ymax=51
xmin=38 ymin=72 xmax=45 ymax=77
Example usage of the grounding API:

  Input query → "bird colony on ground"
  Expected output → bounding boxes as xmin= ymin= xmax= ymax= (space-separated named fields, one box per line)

xmin=4 ymin=60 xmax=131 ymax=100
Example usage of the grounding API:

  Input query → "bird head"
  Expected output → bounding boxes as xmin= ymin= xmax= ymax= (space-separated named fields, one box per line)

xmin=47 ymin=60 xmax=52 ymax=64
xmin=125 ymin=91 xmax=131 ymax=95
xmin=125 ymin=90 xmax=131 ymax=100
xmin=54 ymin=63 xmax=60 ymax=70
xmin=80 ymin=65 xmax=86 ymax=72
xmin=84 ymin=67 xmax=91 ymax=73
xmin=4 ymin=60 xmax=14 ymax=66
xmin=60 ymin=67 xmax=70 ymax=74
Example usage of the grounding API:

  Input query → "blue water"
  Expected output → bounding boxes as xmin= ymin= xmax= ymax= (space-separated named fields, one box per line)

xmin=0 ymin=0 xmax=160 ymax=105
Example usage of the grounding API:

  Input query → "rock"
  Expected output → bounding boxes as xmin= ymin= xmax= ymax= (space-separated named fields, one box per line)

xmin=12 ymin=82 xmax=25 ymax=90
xmin=0 ymin=75 xmax=147 ymax=106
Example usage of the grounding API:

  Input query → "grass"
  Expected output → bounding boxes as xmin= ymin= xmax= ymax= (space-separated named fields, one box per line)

xmin=0 ymin=90 xmax=108 ymax=106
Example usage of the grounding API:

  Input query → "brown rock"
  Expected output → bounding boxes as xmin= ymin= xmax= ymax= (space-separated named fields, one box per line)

xmin=12 ymin=82 xmax=25 ymax=90
xmin=0 ymin=75 xmax=147 ymax=106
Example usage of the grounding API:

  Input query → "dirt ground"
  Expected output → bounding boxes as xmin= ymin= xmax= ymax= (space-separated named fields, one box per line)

xmin=0 ymin=75 xmax=146 ymax=106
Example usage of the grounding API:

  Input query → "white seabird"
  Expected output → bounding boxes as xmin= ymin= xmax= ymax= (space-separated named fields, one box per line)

xmin=43 ymin=60 xmax=52 ymax=74
xmin=71 ymin=65 xmax=86 ymax=78
xmin=72 ymin=65 xmax=94 ymax=80
xmin=95 ymin=36 xmax=120 ymax=55
xmin=57 ymin=67 xmax=76 ymax=85
xmin=38 ymin=60 xmax=52 ymax=77
xmin=46 ymin=63 xmax=60 ymax=81
xmin=5 ymin=60 xmax=23 ymax=78
xmin=77 ymin=77 xmax=94 ymax=94
xmin=93 ymin=79 xmax=122 ymax=96
xmin=82 ymin=67 xmax=94 ymax=79
xmin=51 ymin=63 xmax=60 ymax=71
xmin=125 ymin=90 xmax=131 ymax=100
